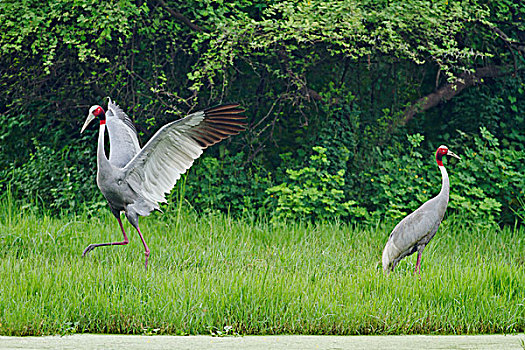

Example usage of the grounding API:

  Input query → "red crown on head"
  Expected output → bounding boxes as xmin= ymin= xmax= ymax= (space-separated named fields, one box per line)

xmin=435 ymin=145 xmax=448 ymax=166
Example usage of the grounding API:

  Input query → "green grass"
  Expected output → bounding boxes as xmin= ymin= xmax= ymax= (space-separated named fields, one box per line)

xmin=0 ymin=198 xmax=523 ymax=336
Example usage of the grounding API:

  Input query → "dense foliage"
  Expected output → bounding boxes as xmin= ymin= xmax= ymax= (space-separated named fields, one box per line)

xmin=1 ymin=0 xmax=524 ymax=224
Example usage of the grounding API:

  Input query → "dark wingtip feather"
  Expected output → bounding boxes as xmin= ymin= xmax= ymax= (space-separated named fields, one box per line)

xmin=205 ymin=120 xmax=247 ymax=129
xmin=204 ymin=103 xmax=241 ymax=113
xmin=206 ymin=117 xmax=247 ymax=125
xmin=191 ymin=134 xmax=213 ymax=148
xmin=188 ymin=103 xmax=247 ymax=149
xmin=204 ymin=103 xmax=247 ymax=129
xmin=206 ymin=108 xmax=246 ymax=116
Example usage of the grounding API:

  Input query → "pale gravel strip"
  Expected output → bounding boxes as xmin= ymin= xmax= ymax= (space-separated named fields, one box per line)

xmin=0 ymin=334 xmax=524 ymax=350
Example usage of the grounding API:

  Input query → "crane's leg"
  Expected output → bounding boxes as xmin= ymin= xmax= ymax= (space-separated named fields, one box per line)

xmin=125 ymin=211 xmax=150 ymax=271
xmin=82 ymin=216 xmax=129 ymax=256
xmin=135 ymin=224 xmax=150 ymax=271
xmin=414 ymin=250 xmax=423 ymax=276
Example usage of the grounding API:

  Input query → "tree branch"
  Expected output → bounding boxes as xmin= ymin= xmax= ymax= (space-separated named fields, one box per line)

xmin=153 ymin=0 xmax=205 ymax=33
xmin=401 ymin=22 xmax=525 ymax=125
xmin=489 ymin=24 xmax=525 ymax=55
xmin=402 ymin=65 xmax=518 ymax=125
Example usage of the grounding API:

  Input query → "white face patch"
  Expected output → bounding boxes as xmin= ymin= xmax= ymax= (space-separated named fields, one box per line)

xmin=89 ymin=105 xmax=99 ymax=115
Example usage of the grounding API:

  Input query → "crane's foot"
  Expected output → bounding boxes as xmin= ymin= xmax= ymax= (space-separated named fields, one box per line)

xmin=82 ymin=239 xmax=129 ymax=257
xmin=82 ymin=244 xmax=97 ymax=257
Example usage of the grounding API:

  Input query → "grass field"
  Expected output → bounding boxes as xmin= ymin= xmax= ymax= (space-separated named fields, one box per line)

xmin=0 ymin=198 xmax=523 ymax=336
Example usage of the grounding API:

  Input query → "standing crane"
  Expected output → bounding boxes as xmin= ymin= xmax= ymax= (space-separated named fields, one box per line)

xmin=80 ymin=98 xmax=246 ymax=269
xmin=382 ymin=145 xmax=460 ymax=275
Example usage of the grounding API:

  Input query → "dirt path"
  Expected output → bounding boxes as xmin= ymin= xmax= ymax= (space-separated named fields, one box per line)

xmin=0 ymin=334 xmax=524 ymax=350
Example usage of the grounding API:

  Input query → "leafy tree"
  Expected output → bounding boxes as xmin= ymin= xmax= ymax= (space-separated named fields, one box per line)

xmin=0 ymin=0 xmax=524 ymax=224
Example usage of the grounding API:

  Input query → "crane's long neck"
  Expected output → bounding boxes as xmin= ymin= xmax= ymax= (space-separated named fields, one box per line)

xmin=97 ymin=121 xmax=110 ymax=171
xmin=436 ymin=150 xmax=449 ymax=198
xmin=438 ymin=165 xmax=449 ymax=198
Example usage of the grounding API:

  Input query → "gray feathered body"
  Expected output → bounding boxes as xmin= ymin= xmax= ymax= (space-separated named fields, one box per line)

xmin=382 ymin=166 xmax=449 ymax=272
xmin=95 ymin=99 xmax=151 ymax=224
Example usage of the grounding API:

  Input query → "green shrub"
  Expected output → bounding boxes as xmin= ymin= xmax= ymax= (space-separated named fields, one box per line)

xmin=180 ymin=149 xmax=273 ymax=216
xmin=1 ymin=139 xmax=105 ymax=215
xmin=449 ymin=127 xmax=525 ymax=224
xmin=267 ymin=146 xmax=367 ymax=221
xmin=365 ymin=133 xmax=436 ymax=220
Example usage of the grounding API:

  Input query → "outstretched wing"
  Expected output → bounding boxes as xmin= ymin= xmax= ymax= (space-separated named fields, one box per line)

xmin=106 ymin=97 xmax=141 ymax=168
xmin=122 ymin=104 xmax=246 ymax=205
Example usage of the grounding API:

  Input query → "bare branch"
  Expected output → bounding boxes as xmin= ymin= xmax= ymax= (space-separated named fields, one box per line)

xmin=153 ymin=0 xmax=205 ymax=33
xmin=490 ymin=25 xmax=525 ymax=55
xmin=402 ymin=65 xmax=519 ymax=125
